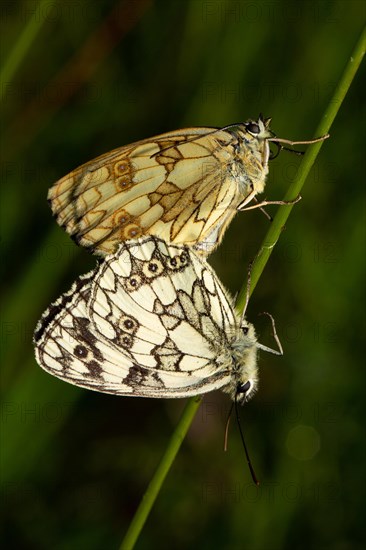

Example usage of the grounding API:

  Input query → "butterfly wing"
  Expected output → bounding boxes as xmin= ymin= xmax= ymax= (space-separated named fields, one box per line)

xmin=86 ymin=236 xmax=240 ymax=396
xmin=33 ymin=237 xmax=240 ymax=397
xmin=33 ymin=272 xmax=112 ymax=390
xmin=34 ymin=271 xmax=168 ymax=394
xmin=48 ymin=128 xmax=244 ymax=256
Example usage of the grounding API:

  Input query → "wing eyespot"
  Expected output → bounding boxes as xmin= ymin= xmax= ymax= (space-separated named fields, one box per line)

xmin=142 ymin=259 xmax=164 ymax=278
xmin=125 ymin=275 xmax=142 ymax=291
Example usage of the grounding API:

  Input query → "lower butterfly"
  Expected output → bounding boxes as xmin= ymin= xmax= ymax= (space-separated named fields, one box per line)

xmin=33 ymin=236 xmax=281 ymax=402
xmin=48 ymin=116 xmax=328 ymax=256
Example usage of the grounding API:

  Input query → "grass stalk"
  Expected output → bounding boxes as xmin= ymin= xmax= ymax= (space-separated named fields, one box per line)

xmin=120 ymin=396 xmax=202 ymax=550
xmin=0 ymin=0 xmax=52 ymax=102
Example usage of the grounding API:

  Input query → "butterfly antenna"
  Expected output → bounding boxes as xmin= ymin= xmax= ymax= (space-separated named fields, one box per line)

xmin=150 ymin=124 xmax=245 ymax=158
xmin=235 ymin=392 xmax=260 ymax=486
xmin=224 ymin=402 xmax=234 ymax=452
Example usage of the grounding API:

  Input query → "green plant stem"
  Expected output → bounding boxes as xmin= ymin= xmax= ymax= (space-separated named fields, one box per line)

xmin=0 ymin=0 xmax=52 ymax=102
xmin=119 ymin=26 xmax=365 ymax=550
xmin=119 ymin=396 xmax=202 ymax=550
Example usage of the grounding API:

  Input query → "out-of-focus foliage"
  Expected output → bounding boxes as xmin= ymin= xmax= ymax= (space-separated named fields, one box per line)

xmin=1 ymin=1 xmax=364 ymax=548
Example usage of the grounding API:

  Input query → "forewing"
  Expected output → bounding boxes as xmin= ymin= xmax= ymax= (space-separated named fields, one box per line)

xmin=48 ymin=128 xmax=241 ymax=256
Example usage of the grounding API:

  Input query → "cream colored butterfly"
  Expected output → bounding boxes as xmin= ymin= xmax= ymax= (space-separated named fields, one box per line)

xmin=33 ymin=236 xmax=281 ymax=402
xmin=49 ymin=116 xmax=328 ymax=256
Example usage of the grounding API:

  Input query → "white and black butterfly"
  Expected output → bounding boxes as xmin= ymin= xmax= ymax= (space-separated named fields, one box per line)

xmin=33 ymin=236 xmax=280 ymax=403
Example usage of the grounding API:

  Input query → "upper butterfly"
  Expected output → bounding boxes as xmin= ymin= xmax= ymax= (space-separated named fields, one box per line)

xmin=48 ymin=115 xmax=328 ymax=256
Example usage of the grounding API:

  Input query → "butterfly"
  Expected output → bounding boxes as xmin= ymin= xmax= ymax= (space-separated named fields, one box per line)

xmin=48 ymin=115 xmax=328 ymax=256
xmin=33 ymin=236 xmax=281 ymax=403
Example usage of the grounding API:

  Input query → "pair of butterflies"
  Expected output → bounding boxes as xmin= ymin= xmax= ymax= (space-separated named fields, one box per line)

xmin=34 ymin=116 xmax=326 ymax=402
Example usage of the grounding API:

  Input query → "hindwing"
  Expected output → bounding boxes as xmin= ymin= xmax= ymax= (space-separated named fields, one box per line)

xmin=34 ymin=237 xmax=259 ymax=399
xmin=49 ymin=119 xmax=272 ymax=256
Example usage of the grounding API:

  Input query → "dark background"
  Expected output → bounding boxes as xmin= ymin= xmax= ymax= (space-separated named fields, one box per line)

xmin=1 ymin=1 xmax=365 ymax=548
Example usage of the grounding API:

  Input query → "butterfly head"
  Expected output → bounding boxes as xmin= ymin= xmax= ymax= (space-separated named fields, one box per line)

xmin=243 ymin=114 xmax=272 ymax=141
xmin=235 ymin=115 xmax=273 ymax=184
xmin=227 ymin=321 xmax=259 ymax=404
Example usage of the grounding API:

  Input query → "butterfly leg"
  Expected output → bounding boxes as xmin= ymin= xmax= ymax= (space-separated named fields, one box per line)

xmin=237 ymin=194 xmax=302 ymax=212
xmin=256 ymin=312 xmax=283 ymax=356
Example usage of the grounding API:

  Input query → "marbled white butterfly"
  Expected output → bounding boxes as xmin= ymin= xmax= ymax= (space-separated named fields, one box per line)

xmin=48 ymin=116 xmax=328 ymax=256
xmin=33 ymin=236 xmax=281 ymax=402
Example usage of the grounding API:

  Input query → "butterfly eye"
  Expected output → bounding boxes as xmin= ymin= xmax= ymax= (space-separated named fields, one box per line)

xmin=242 ymin=326 xmax=249 ymax=335
xmin=237 ymin=380 xmax=251 ymax=394
xmin=246 ymin=122 xmax=260 ymax=135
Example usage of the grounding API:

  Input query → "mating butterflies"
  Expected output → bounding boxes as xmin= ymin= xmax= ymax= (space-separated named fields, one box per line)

xmin=49 ymin=115 xmax=298 ymax=257
xmin=33 ymin=236 xmax=278 ymax=403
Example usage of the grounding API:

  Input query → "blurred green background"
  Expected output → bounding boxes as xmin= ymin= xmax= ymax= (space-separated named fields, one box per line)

xmin=1 ymin=1 xmax=365 ymax=548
